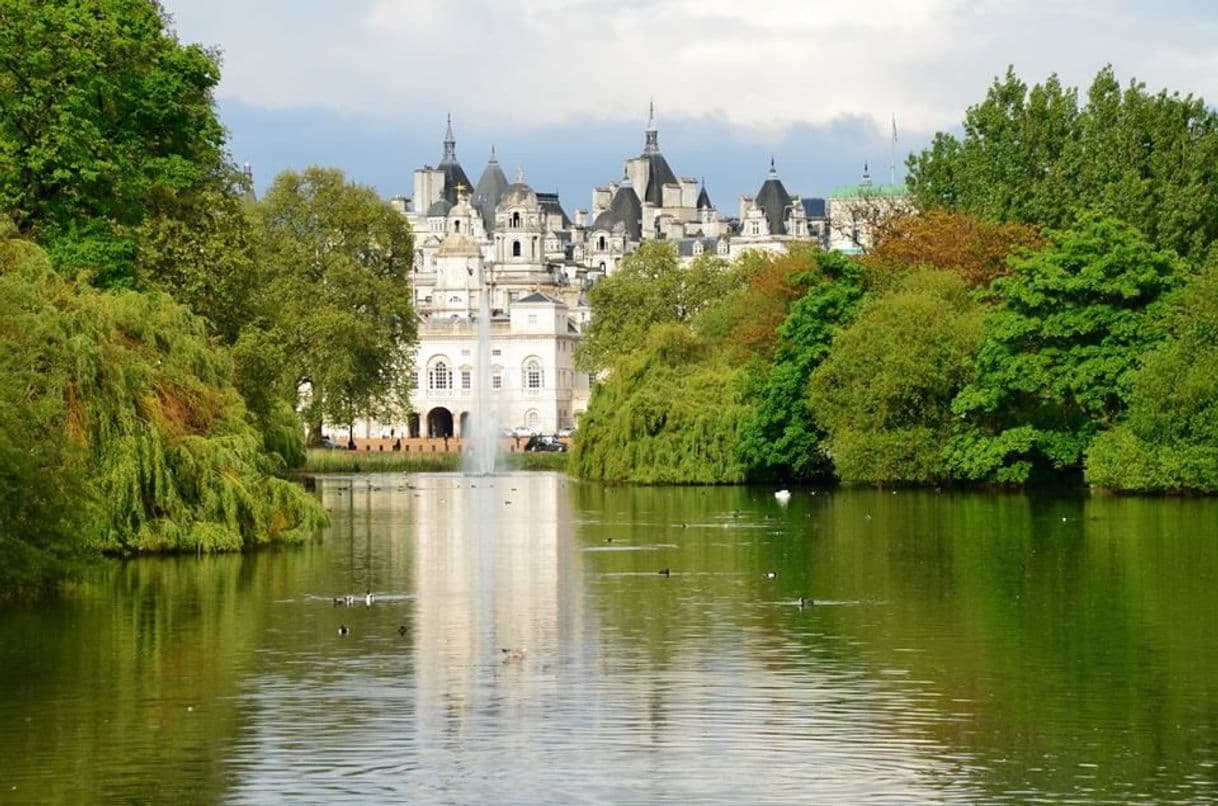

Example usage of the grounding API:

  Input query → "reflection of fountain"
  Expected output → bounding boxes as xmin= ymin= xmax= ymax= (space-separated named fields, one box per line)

xmin=463 ymin=284 xmax=499 ymax=474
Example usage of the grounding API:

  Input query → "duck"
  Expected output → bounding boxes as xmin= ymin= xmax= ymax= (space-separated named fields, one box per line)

xmin=500 ymin=648 xmax=526 ymax=662
xmin=658 ymin=568 xmax=671 ymax=577
xmin=798 ymin=597 xmax=815 ymax=608
xmin=775 ymin=489 xmax=792 ymax=503
xmin=398 ymin=625 xmax=409 ymax=636
xmin=338 ymin=624 xmax=350 ymax=636
xmin=364 ymin=591 xmax=374 ymax=606
xmin=765 ymin=571 xmax=778 ymax=580
xmin=332 ymin=596 xmax=345 ymax=606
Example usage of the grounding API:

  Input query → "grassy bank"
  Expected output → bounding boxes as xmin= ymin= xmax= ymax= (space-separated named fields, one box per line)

xmin=302 ymin=449 xmax=570 ymax=474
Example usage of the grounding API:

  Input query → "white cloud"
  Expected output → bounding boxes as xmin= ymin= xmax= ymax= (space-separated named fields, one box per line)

xmin=165 ymin=0 xmax=1218 ymax=138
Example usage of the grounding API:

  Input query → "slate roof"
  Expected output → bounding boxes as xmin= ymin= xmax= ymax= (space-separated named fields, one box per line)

xmin=537 ymin=192 xmax=572 ymax=228
xmin=696 ymin=184 xmax=713 ymax=210
xmin=473 ymin=152 xmax=508 ymax=231
xmin=515 ymin=291 xmax=565 ymax=305
xmin=802 ymin=197 xmax=827 ymax=218
xmin=755 ymin=161 xmax=792 ymax=235
xmin=675 ymin=237 xmax=719 ymax=257
xmin=590 ymin=179 xmax=642 ymax=240
xmin=641 ymin=153 xmax=678 ymax=207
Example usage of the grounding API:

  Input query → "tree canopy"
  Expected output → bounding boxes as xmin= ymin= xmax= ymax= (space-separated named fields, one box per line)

xmin=947 ymin=216 xmax=1187 ymax=484
xmin=0 ymin=0 xmax=227 ymax=286
xmin=254 ymin=167 xmax=417 ymax=440
xmin=810 ymin=271 xmax=985 ymax=484
xmin=576 ymin=242 xmax=738 ymax=372
xmin=907 ymin=66 xmax=1218 ymax=265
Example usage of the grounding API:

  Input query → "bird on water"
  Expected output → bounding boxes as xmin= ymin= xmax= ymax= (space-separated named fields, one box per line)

xmin=775 ymin=489 xmax=792 ymax=503
xmin=658 ymin=568 xmax=671 ymax=577
xmin=798 ymin=597 xmax=815 ymax=608
xmin=338 ymin=625 xmax=350 ymax=636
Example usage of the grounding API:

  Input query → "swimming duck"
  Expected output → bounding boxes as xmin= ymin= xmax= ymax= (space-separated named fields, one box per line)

xmin=798 ymin=597 xmax=815 ymax=608
xmin=765 ymin=571 xmax=778 ymax=580
xmin=658 ymin=568 xmax=671 ymax=577
xmin=365 ymin=591 xmax=374 ymax=606
xmin=775 ymin=489 xmax=792 ymax=503
xmin=398 ymin=625 xmax=408 ymax=636
xmin=338 ymin=624 xmax=350 ymax=636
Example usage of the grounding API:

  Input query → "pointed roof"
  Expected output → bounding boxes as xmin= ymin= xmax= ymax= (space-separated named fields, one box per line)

xmin=515 ymin=291 xmax=566 ymax=307
xmin=754 ymin=157 xmax=792 ymax=235
xmin=437 ymin=114 xmax=473 ymax=206
xmin=473 ymin=147 xmax=509 ymax=231
xmin=696 ymin=179 xmax=713 ymax=211
xmin=638 ymin=102 xmax=678 ymax=207
xmin=591 ymin=177 xmax=642 ymax=240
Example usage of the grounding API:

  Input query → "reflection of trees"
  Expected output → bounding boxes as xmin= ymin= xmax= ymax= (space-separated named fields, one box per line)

xmin=570 ymin=484 xmax=1218 ymax=801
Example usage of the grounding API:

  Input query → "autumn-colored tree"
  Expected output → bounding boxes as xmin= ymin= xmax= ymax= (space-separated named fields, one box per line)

xmin=862 ymin=209 xmax=1043 ymax=290
xmin=696 ymin=244 xmax=820 ymax=360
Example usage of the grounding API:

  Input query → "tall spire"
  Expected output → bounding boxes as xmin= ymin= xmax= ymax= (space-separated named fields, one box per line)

xmin=643 ymin=99 xmax=659 ymax=155
xmin=768 ymin=155 xmax=777 ymax=177
xmin=443 ymin=114 xmax=456 ymax=162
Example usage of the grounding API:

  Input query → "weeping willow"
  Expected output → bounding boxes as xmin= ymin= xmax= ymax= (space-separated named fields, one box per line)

xmin=572 ymin=324 xmax=750 ymax=484
xmin=1 ymin=232 xmax=326 ymax=559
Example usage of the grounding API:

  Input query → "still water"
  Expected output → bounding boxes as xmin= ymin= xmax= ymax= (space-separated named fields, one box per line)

xmin=2 ymin=473 xmax=1217 ymax=803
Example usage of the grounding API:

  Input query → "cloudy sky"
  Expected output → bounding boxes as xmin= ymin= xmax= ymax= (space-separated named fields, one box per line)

xmin=161 ymin=0 xmax=1218 ymax=210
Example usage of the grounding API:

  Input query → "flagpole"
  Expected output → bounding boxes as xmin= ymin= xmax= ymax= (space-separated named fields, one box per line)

xmin=890 ymin=113 xmax=897 ymax=186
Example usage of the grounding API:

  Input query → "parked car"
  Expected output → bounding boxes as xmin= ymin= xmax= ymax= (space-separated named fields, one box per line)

xmin=525 ymin=435 xmax=568 ymax=453
xmin=556 ymin=426 xmax=577 ymax=438
xmin=511 ymin=425 xmax=540 ymax=438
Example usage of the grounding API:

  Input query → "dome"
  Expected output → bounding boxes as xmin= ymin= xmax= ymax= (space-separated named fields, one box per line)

xmin=427 ymin=198 xmax=453 ymax=217
xmin=498 ymin=181 xmax=538 ymax=211
xmin=436 ymin=233 xmax=481 ymax=257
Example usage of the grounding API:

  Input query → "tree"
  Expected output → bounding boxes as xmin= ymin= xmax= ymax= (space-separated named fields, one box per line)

xmin=947 ymin=216 xmax=1187 ymax=484
xmin=0 ymin=0 xmax=227 ymax=286
xmin=736 ymin=250 xmax=867 ymax=482
xmin=575 ymin=242 xmax=738 ymax=372
xmin=907 ymin=66 xmax=1218 ymax=265
xmin=0 ymin=227 xmax=325 ymax=566
xmin=254 ymin=167 xmax=417 ymax=442
xmin=809 ymin=271 xmax=985 ymax=484
xmin=862 ymin=209 xmax=1043 ymax=290
xmin=1086 ymin=265 xmax=1218 ymax=492
xmin=571 ymin=324 xmax=749 ymax=484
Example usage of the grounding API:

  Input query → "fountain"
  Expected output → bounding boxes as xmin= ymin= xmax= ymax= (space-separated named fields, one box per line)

xmin=463 ymin=283 xmax=500 ymax=474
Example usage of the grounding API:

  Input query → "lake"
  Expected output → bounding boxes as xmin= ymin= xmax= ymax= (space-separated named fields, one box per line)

xmin=1 ymin=472 xmax=1216 ymax=803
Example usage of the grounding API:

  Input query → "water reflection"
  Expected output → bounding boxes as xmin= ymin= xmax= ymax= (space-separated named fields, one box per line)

xmin=0 ymin=476 xmax=1216 ymax=802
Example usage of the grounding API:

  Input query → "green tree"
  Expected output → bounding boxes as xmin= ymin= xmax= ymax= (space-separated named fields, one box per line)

xmin=572 ymin=324 xmax=749 ymax=484
xmin=1086 ymin=266 xmax=1218 ymax=492
xmin=0 ymin=0 xmax=227 ymax=285
xmin=907 ymin=66 xmax=1218 ymax=264
xmin=947 ymin=216 xmax=1187 ymax=484
xmin=254 ymin=167 xmax=416 ymax=442
xmin=736 ymin=250 xmax=867 ymax=482
xmin=810 ymin=271 xmax=985 ymax=484
xmin=575 ymin=242 xmax=737 ymax=372
xmin=0 ymin=229 xmax=325 ymax=567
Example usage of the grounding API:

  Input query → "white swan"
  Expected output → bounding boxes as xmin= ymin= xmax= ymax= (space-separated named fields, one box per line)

xmin=774 ymin=489 xmax=792 ymax=503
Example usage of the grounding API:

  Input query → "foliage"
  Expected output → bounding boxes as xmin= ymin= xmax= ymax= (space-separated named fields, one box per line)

xmin=907 ymin=66 xmax=1218 ymax=264
xmin=572 ymin=324 xmax=750 ymax=484
xmin=810 ymin=271 xmax=985 ymax=484
xmin=947 ymin=216 xmax=1187 ymax=484
xmin=1086 ymin=266 xmax=1218 ymax=492
xmin=576 ymin=242 xmax=739 ymax=372
xmin=254 ymin=167 xmax=416 ymax=440
xmin=0 ymin=230 xmax=96 ymax=593
xmin=0 ymin=232 xmax=326 ymax=562
xmin=736 ymin=250 xmax=867 ymax=482
xmin=862 ymin=209 xmax=1043 ymax=290
xmin=697 ymin=243 xmax=822 ymax=360
xmin=133 ymin=166 xmax=263 ymax=344
xmin=302 ymin=449 xmax=460 ymax=474
xmin=0 ymin=0 xmax=227 ymax=286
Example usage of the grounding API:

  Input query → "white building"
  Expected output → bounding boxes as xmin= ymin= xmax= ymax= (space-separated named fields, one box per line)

xmin=826 ymin=166 xmax=913 ymax=253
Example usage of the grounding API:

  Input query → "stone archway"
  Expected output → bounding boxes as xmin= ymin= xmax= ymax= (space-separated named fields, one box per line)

xmin=426 ymin=407 xmax=453 ymax=438
xmin=458 ymin=411 xmax=471 ymax=438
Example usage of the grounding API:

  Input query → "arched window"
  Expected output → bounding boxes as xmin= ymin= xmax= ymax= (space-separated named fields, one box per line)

xmin=523 ymin=358 xmax=544 ymax=390
xmin=453 ymin=220 xmax=461 ymax=233
xmin=511 ymin=211 xmax=521 ymax=228
xmin=525 ymin=409 xmax=540 ymax=428
xmin=597 ymin=235 xmax=606 ymax=250
xmin=428 ymin=359 xmax=452 ymax=391
xmin=512 ymin=240 xmax=522 ymax=257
